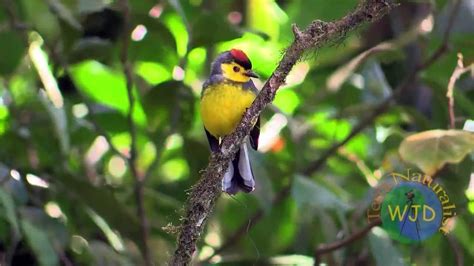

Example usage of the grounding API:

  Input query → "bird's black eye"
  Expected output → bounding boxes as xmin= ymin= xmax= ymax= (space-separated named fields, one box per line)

xmin=233 ymin=66 xmax=240 ymax=72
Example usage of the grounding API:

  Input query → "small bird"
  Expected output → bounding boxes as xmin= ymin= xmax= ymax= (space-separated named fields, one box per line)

xmin=200 ymin=49 xmax=260 ymax=194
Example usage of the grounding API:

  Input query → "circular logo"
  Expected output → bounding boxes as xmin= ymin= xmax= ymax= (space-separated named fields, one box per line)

xmin=380 ymin=182 xmax=442 ymax=243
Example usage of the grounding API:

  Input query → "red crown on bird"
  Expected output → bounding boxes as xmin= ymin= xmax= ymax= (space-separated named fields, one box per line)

xmin=230 ymin=49 xmax=252 ymax=69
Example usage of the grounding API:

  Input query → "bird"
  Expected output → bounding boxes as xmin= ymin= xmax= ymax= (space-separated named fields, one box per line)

xmin=200 ymin=49 xmax=260 ymax=194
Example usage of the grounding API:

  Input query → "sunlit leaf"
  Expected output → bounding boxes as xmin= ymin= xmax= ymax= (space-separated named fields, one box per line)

xmin=247 ymin=0 xmax=287 ymax=40
xmin=70 ymin=60 xmax=146 ymax=126
xmin=163 ymin=12 xmax=188 ymax=57
xmin=135 ymin=62 xmax=171 ymax=85
xmin=399 ymin=130 xmax=474 ymax=175
xmin=273 ymin=88 xmax=300 ymax=114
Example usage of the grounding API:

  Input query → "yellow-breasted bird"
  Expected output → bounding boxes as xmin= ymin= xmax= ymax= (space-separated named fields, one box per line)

xmin=200 ymin=49 xmax=260 ymax=194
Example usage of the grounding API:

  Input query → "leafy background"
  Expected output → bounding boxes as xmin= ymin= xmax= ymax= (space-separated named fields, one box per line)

xmin=0 ymin=0 xmax=473 ymax=265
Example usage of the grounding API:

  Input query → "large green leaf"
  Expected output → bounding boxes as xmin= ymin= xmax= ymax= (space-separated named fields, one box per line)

xmin=0 ymin=31 xmax=26 ymax=75
xmin=70 ymin=61 xmax=147 ymax=126
xmin=399 ymin=130 xmax=474 ymax=175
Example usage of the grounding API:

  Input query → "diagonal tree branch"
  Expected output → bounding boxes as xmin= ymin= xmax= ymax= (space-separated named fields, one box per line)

xmin=202 ymin=0 xmax=464 ymax=262
xmin=170 ymin=1 xmax=394 ymax=264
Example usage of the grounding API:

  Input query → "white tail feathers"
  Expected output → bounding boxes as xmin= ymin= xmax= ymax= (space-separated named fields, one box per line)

xmin=222 ymin=139 xmax=255 ymax=194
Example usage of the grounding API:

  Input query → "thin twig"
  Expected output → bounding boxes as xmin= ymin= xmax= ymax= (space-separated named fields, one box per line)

xmin=314 ymin=219 xmax=381 ymax=265
xmin=170 ymin=1 xmax=394 ymax=265
xmin=446 ymin=53 xmax=472 ymax=129
xmin=118 ymin=0 xmax=152 ymax=265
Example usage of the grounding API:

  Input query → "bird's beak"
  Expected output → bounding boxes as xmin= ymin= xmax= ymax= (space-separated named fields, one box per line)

xmin=244 ymin=70 xmax=259 ymax=78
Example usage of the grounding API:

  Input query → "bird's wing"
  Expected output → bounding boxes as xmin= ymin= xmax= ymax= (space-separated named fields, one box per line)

xmin=244 ymin=80 xmax=260 ymax=150
xmin=205 ymin=128 xmax=220 ymax=152
xmin=244 ymin=79 xmax=259 ymax=95
xmin=249 ymin=116 xmax=260 ymax=150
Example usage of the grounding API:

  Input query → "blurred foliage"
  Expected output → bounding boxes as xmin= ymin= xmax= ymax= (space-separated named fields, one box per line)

xmin=0 ymin=0 xmax=473 ymax=265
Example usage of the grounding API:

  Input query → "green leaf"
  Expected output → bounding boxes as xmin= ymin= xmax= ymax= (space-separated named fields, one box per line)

xmin=142 ymin=81 xmax=195 ymax=133
xmin=248 ymin=0 xmax=287 ymax=40
xmin=20 ymin=207 xmax=69 ymax=251
xmin=292 ymin=175 xmax=351 ymax=211
xmin=135 ymin=61 xmax=171 ymax=85
xmin=129 ymin=15 xmax=178 ymax=67
xmin=70 ymin=61 xmax=147 ymax=126
xmin=0 ymin=187 xmax=20 ymax=236
xmin=273 ymin=88 xmax=300 ymax=114
xmin=399 ymin=130 xmax=474 ymax=175
xmin=21 ymin=219 xmax=59 ymax=266
xmin=368 ymin=227 xmax=405 ymax=266
xmin=190 ymin=13 xmax=241 ymax=47
xmin=0 ymin=31 xmax=26 ymax=75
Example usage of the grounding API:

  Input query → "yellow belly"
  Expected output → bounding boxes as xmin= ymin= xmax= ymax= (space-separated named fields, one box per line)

xmin=200 ymin=83 xmax=256 ymax=138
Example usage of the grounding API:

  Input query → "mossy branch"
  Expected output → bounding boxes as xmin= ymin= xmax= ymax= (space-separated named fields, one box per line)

xmin=170 ymin=1 xmax=394 ymax=264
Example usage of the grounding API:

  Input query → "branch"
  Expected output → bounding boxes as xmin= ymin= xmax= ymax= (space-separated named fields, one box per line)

xmin=446 ymin=53 xmax=472 ymax=129
xmin=118 ymin=0 xmax=152 ymax=265
xmin=202 ymin=0 xmax=464 ymax=261
xmin=170 ymin=1 xmax=394 ymax=264
xmin=314 ymin=219 xmax=381 ymax=264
